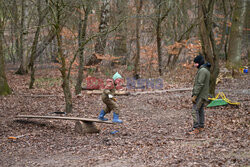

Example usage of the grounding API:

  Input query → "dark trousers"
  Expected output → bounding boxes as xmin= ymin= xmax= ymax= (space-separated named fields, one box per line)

xmin=192 ymin=98 xmax=205 ymax=128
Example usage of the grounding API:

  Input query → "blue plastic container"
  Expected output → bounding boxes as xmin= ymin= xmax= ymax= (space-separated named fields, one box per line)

xmin=243 ymin=68 xmax=248 ymax=73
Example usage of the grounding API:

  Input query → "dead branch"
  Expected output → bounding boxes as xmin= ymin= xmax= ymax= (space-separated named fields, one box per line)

xmin=130 ymin=88 xmax=192 ymax=95
xmin=165 ymin=137 xmax=206 ymax=141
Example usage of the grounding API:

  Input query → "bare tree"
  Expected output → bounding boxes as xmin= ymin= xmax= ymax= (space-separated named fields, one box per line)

xmin=48 ymin=0 xmax=73 ymax=113
xmin=75 ymin=0 xmax=92 ymax=95
xmin=198 ymin=0 xmax=219 ymax=96
xmin=247 ymin=0 xmax=250 ymax=66
xmin=153 ymin=0 xmax=171 ymax=76
xmin=220 ymin=0 xmax=233 ymax=59
xmin=16 ymin=0 xmax=29 ymax=75
xmin=113 ymin=0 xmax=128 ymax=65
xmin=133 ymin=0 xmax=143 ymax=77
xmin=86 ymin=0 xmax=111 ymax=66
xmin=0 ymin=0 xmax=11 ymax=95
xmin=12 ymin=0 xmax=21 ymax=66
xmin=29 ymin=0 xmax=48 ymax=89
xmin=227 ymin=0 xmax=247 ymax=74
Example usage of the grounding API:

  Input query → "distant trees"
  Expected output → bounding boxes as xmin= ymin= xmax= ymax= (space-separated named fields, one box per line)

xmin=153 ymin=0 xmax=171 ymax=76
xmin=29 ymin=0 xmax=47 ymax=89
xmin=48 ymin=0 xmax=75 ymax=113
xmin=113 ymin=0 xmax=128 ymax=65
xmin=86 ymin=0 xmax=111 ymax=66
xmin=198 ymin=0 xmax=248 ymax=95
xmin=227 ymin=0 xmax=247 ymax=73
xmin=1 ymin=0 xmax=249 ymax=104
xmin=15 ymin=0 xmax=29 ymax=75
xmin=75 ymin=0 xmax=93 ymax=95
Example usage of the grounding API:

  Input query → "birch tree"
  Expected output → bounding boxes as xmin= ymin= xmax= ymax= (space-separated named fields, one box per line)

xmin=86 ymin=0 xmax=111 ymax=66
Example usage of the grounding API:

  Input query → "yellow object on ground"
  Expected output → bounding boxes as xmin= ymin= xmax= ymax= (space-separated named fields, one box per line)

xmin=208 ymin=92 xmax=240 ymax=106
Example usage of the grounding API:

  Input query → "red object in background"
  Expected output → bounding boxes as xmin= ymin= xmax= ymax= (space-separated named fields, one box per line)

xmin=114 ymin=78 xmax=124 ymax=90
xmin=86 ymin=77 xmax=102 ymax=89
xmin=86 ymin=77 xmax=125 ymax=90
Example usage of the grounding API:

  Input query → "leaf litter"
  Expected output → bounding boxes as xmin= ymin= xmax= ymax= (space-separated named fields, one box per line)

xmin=0 ymin=66 xmax=249 ymax=167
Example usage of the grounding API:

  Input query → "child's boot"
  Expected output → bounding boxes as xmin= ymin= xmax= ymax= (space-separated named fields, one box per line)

xmin=98 ymin=109 xmax=108 ymax=121
xmin=112 ymin=113 xmax=123 ymax=123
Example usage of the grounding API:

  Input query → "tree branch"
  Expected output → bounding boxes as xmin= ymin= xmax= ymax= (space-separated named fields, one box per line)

xmin=67 ymin=17 xmax=127 ymax=79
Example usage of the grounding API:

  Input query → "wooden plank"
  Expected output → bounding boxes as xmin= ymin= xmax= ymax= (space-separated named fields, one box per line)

xmin=86 ymin=88 xmax=192 ymax=95
xmin=130 ymin=88 xmax=192 ymax=95
xmin=16 ymin=115 xmax=114 ymax=124
xmin=86 ymin=90 xmax=130 ymax=96
xmin=21 ymin=94 xmax=64 ymax=97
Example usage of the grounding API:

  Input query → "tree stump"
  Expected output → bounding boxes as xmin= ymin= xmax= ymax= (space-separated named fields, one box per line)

xmin=75 ymin=121 xmax=100 ymax=134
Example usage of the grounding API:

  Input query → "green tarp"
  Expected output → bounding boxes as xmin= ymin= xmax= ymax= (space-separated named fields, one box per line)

xmin=207 ymin=99 xmax=228 ymax=107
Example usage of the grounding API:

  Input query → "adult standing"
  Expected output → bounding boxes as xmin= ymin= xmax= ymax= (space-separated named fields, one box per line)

xmin=188 ymin=54 xmax=211 ymax=134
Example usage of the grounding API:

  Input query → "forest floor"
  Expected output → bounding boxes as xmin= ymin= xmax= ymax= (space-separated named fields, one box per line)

xmin=0 ymin=64 xmax=249 ymax=167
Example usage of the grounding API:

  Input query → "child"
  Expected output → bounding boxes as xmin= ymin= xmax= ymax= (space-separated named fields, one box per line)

xmin=98 ymin=72 xmax=123 ymax=123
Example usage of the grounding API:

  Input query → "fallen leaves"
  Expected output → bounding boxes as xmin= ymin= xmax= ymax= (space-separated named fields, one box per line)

xmin=0 ymin=66 xmax=249 ymax=166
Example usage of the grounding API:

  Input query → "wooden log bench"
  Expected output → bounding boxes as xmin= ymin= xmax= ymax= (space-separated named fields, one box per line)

xmin=16 ymin=115 xmax=114 ymax=134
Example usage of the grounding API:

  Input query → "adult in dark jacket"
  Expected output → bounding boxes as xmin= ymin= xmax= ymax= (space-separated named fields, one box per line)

xmin=189 ymin=54 xmax=211 ymax=134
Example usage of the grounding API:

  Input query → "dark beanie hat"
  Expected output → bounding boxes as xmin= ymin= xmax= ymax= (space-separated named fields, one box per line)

xmin=194 ymin=54 xmax=204 ymax=68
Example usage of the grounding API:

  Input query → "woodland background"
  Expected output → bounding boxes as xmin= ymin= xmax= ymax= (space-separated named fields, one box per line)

xmin=0 ymin=0 xmax=249 ymax=166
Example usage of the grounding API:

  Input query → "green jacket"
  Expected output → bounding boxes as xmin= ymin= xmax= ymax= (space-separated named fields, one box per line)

xmin=192 ymin=64 xmax=210 ymax=100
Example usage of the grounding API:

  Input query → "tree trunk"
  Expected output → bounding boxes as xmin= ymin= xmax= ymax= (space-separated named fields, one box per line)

xmin=10 ymin=9 xmax=16 ymax=64
xmin=50 ymin=38 xmax=58 ymax=63
xmin=246 ymin=0 xmax=250 ymax=66
xmin=227 ymin=0 xmax=247 ymax=72
xmin=75 ymin=2 xmax=91 ymax=95
xmin=13 ymin=0 xmax=20 ymax=65
xmin=86 ymin=0 xmax=111 ymax=66
xmin=198 ymin=0 xmax=219 ymax=96
xmin=0 ymin=14 xmax=11 ymax=95
xmin=29 ymin=0 xmax=43 ymax=89
xmin=57 ymin=32 xmax=72 ymax=113
xmin=156 ymin=19 xmax=162 ymax=76
xmin=16 ymin=0 xmax=28 ymax=75
xmin=133 ymin=0 xmax=143 ymax=77
xmin=155 ymin=0 xmax=163 ymax=76
xmin=113 ymin=0 xmax=128 ymax=65
xmin=34 ymin=29 xmax=56 ymax=60
xmin=49 ymin=0 xmax=72 ymax=113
